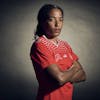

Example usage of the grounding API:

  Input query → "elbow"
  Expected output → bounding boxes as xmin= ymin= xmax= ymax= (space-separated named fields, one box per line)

xmin=84 ymin=73 xmax=87 ymax=81
xmin=82 ymin=72 xmax=87 ymax=82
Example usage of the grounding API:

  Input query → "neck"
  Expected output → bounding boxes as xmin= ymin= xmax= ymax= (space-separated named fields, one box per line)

xmin=43 ymin=35 xmax=58 ymax=44
xmin=49 ymin=38 xmax=58 ymax=43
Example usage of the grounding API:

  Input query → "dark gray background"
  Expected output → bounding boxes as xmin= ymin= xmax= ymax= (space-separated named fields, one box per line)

xmin=0 ymin=0 xmax=100 ymax=100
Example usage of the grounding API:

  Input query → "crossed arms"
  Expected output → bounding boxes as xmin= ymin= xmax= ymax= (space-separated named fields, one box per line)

xmin=45 ymin=60 xmax=86 ymax=86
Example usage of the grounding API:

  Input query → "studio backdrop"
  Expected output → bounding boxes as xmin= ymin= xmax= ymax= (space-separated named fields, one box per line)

xmin=0 ymin=0 xmax=100 ymax=100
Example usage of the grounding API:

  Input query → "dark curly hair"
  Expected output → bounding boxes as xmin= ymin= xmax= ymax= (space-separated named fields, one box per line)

xmin=34 ymin=4 xmax=64 ymax=39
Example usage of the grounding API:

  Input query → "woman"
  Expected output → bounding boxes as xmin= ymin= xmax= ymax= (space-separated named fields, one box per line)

xmin=30 ymin=4 xmax=86 ymax=100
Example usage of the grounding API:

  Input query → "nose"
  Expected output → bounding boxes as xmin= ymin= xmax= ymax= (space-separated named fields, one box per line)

xmin=55 ymin=20 xmax=59 ymax=27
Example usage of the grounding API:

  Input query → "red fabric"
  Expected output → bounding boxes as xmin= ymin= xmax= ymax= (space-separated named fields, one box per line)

xmin=30 ymin=35 xmax=78 ymax=100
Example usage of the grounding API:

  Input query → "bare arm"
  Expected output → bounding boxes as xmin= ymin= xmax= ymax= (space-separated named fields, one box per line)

xmin=70 ymin=61 xmax=86 ymax=83
xmin=45 ymin=62 xmax=82 ymax=86
xmin=45 ymin=61 xmax=86 ymax=86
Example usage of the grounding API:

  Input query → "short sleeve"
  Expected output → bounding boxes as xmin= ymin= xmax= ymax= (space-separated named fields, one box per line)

xmin=30 ymin=42 xmax=56 ymax=69
xmin=70 ymin=48 xmax=79 ymax=61
xmin=64 ymin=42 xmax=79 ymax=61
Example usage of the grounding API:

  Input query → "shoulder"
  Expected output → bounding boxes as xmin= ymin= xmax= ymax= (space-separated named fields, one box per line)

xmin=31 ymin=36 xmax=50 ymax=52
xmin=32 ymin=36 xmax=46 ymax=47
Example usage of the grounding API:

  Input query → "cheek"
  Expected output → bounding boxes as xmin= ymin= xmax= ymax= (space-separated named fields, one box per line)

xmin=43 ymin=23 xmax=53 ymax=33
xmin=46 ymin=23 xmax=54 ymax=30
xmin=60 ymin=22 xmax=63 ymax=27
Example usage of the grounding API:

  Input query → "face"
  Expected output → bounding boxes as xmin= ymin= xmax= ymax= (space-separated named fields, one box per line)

xmin=43 ymin=8 xmax=63 ymax=39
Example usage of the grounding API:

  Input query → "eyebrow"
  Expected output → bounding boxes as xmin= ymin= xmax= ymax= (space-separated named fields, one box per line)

xmin=48 ymin=16 xmax=63 ymax=18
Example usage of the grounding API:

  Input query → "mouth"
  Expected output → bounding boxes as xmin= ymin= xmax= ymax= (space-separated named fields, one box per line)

xmin=54 ymin=29 xmax=61 ymax=33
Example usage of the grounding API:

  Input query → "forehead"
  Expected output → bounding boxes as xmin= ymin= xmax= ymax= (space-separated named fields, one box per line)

xmin=48 ymin=8 xmax=63 ymax=17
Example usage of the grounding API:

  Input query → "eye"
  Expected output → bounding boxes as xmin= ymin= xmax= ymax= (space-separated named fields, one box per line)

xmin=59 ymin=17 xmax=63 ymax=21
xmin=48 ymin=18 xmax=55 ymax=22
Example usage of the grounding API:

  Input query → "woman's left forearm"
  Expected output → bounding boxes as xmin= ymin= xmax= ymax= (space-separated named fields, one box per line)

xmin=70 ymin=68 xmax=86 ymax=83
xmin=70 ymin=60 xmax=86 ymax=83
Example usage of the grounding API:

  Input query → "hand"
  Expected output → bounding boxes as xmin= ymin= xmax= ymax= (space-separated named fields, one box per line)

xmin=69 ymin=61 xmax=83 ymax=73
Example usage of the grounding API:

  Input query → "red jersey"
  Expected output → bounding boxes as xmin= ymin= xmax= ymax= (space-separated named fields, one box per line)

xmin=30 ymin=35 xmax=78 ymax=100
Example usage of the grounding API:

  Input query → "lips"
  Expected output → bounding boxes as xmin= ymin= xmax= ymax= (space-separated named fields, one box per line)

xmin=54 ymin=29 xmax=61 ymax=33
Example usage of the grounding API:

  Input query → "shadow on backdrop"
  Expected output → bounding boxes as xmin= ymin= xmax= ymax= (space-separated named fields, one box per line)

xmin=0 ymin=0 xmax=100 ymax=100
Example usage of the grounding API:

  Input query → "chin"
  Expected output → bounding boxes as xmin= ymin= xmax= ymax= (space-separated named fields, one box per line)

xmin=53 ymin=32 xmax=60 ymax=37
xmin=46 ymin=32 xmax=60 ymax=39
